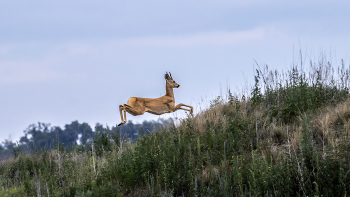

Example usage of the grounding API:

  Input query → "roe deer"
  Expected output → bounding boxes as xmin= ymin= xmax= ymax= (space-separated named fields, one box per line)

xmin=118 ymin=72 xmax=193 ymax=126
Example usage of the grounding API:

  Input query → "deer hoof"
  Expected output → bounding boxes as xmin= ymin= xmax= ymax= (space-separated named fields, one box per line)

xmin=118 ymin=120 xmax=127 ymax=126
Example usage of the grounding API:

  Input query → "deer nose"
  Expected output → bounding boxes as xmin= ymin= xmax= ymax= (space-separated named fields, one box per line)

xmin=178 ymin=84 xmax=180 ymax=87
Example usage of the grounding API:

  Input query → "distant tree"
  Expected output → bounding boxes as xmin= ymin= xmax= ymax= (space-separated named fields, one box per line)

xmin=2 ymin=139 xmax=15 ymax=151
xmin=19 ymin=123 xmax=55 ymax=151
xmin=2 ymin=118 xmax=173 ymax=156
xmin=61 ymin=121 xmax=93 ymax=146
xmin=19 ymin=121 xmax=93 ymax=151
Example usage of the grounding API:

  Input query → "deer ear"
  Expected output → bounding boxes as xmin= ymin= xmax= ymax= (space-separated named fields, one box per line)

xmin=165 ymin=72 xmax=169 ymax=80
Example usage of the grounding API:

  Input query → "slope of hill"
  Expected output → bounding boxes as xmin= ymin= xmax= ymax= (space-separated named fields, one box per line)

xmin=1 ymin=59 xmax=350 ymax=196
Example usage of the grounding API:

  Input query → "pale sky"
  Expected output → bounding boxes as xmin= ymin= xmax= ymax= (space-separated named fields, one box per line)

xmin=1 ymin=0 xmax=350 ymax=143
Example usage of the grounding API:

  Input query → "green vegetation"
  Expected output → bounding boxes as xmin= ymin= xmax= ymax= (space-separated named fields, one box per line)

xmin=1 ymin=57 xmax=350 ymax=196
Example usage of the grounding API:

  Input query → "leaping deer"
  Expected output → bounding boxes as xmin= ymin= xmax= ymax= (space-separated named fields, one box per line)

xmin=118 ymin=72 xmax=193 ymax=126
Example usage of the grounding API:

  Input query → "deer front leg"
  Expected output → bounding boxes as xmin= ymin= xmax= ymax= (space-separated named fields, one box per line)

xmin=180 ymin=103 xmax=193 ymax=115
xmin=174 ymin=103 xmax=194 ymax=116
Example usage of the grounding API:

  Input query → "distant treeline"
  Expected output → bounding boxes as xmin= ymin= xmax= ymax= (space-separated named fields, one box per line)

xmin=0 ymin=118 xmax=173 ymax=159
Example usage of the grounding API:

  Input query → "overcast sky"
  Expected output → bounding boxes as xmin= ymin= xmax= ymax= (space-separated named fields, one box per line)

xmin=1 ymin=0 xmax=350 ymax=143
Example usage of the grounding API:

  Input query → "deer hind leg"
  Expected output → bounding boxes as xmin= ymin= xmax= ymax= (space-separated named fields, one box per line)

xmin=123 ymin=104 xmax=128 ymax=122
xmin=124 ymin=104 xmax=145 ymax=116
xmin=118 ymin=104 xmax=145 ymax=126
xmin=118 ymin=105 xmax=126 ymax=126
xmin=118 ymin=104 xmax=130 ymax=126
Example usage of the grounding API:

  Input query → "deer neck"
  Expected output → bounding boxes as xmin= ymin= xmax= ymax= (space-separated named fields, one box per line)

xmin=165 ymin=81 xmax=174 ymax=98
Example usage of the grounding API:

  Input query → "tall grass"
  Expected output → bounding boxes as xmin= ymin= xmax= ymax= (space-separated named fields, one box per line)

xmin=1 ymin=55 xmax=350 ymax=196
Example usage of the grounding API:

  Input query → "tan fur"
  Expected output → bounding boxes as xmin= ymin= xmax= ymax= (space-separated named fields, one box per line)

xmin=118 ymin=72 xmax=193 ymax=126
xmin=127 ymin=97 xmax=137 ymax=107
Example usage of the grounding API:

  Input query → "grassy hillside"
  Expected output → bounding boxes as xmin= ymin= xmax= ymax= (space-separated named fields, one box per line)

xmin=1 ymin=58 xmax=350 ymax=196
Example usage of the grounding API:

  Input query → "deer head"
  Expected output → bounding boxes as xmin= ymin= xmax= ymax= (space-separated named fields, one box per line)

xmin=165 ymin=72 xmax=180 ymax=88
